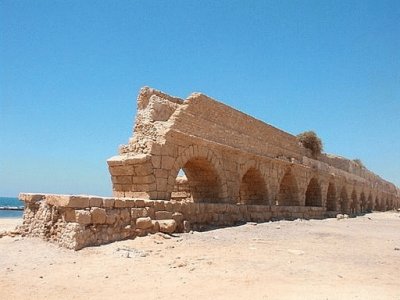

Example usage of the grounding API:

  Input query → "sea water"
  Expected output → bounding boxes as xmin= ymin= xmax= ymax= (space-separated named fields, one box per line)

xmin=0 ymin=197 xmax=24 ymax=218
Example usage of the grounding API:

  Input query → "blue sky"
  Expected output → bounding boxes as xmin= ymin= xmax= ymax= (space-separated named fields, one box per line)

xmin=0 ymin=0 xmax=399 ymax=197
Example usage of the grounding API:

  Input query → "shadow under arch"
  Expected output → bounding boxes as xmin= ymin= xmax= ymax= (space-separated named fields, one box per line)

xmin=167 ymin=147 xmax=228 ymax=203
xmin=350 ymin=189 xmax=358 ymax=214
xmin=238 ymin=167 xmax=268 ymax=205
xmin=305 ymin=177 xmax=322 ymax=207
xmin=277 ymin=170 xmax=300 ymax=206
xmin=359 ymin=192 xmax=366 ymax=212
xmin=326 ymin=182 xmax=337 ymax=211
xmin=339 ymin=187 xmax=349 ymax=213
xmin=367 ymin=193 xmax=373 ymax=211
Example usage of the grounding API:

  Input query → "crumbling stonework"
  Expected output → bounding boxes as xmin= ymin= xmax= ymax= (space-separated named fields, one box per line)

xmin=109 ymin=87 xmax=399 ymax=211
xmin=19 ymin=87 xmax=400 ymax=249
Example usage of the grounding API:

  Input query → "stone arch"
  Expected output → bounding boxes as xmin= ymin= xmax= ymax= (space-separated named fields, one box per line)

xmin=375 ymin=196 xmax=380 ymax=211
xmin=359 ymin=191 xmax=366 ymax=213
xmin=167 ymin=146 xmax=228 ymax=203
xmin=326 ymin=182 xmax=337 ymax=211
xmin=305 ymin=177 xmax=322 ymax=207
xmin=238 ymin=167 xmax=268 ymax=205
xmin=367 ymin=193 xmax=373 ymax=211
xmin=350 ymin=189 xmax=358 ymax=214
xmin=277 ymin=170 xmax=300 ymax=206
xmin=384 ymin=198 xmax=389 ymax=211
xmin=339 ymin=186 xmax=349 ymax=213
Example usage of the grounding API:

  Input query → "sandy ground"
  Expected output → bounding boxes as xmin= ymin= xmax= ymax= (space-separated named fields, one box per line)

xmin=1 ymin=212 xmax=399 ymax=300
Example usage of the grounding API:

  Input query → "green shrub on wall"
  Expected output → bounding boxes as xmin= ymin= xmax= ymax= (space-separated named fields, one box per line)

xmin=297 ymin=131 xmax=323 ymax=158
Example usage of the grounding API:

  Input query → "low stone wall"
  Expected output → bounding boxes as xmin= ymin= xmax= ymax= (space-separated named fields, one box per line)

xmin=19 ymin=193 xmax=326 ymax=250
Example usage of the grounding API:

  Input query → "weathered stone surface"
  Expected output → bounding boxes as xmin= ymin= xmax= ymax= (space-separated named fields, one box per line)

xmin=19 ymin=193 xmax=45 ymax=203
xmin=136 ymin=217 xmax=153 ymax=229
xmin=91 ymin=208 xmax=106 ymax=224
xmin=158 ymin=219 xmax=177 ymax=234
xmin=183 ymin=220 xmax=191 ymax=233
xmin=155 ymin=210 xmax=173 ymax=220
xmin=172 ymin=212 xmax=184 ymax=223
xmin=89 ymin=197 xmax=103 ymax=207
xmin=75 ymin=210 xmax=91 ymax=224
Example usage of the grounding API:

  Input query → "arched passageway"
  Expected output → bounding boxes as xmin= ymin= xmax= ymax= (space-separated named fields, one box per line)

xmin=277 ymin=172 xmax=300 ymax=206
xmin=367 ymin=194 xmax=373 ymax=211
xmin=180 ymin=157 xmax=223 ymax=203
xmin=326 ymin=182 xmax=337 ymax=211
xmin=238 ymin=168 xmax=268 ymax=205
xmin=375 ymin=197 xmax=380 ymax=211
xmin=305 ymin=178 xmax=322 ymax=206
xmin=339 ymin=187 xmax=349 ymax=213
xmin=171 ymin=169 xmax=191 ymax=201
xmin=350 ymin=190 xmax=358 ymax=214
xmin=359 ymin=192 xmax=366 ymax=213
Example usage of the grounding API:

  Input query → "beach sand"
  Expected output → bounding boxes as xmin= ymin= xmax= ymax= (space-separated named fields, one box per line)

xmin=1 ymin=211 xmax=399 ymax=300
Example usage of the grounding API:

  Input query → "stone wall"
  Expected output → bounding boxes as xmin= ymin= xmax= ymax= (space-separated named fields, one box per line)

xmin=19 ymin=193 xmax=325 ymax=250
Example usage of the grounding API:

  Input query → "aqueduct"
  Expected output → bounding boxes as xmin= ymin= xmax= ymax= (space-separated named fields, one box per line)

xmin=19 ymin=87 xmax=400 ymax=249
xmin=108 ymin=87 xmax=399 ymax=214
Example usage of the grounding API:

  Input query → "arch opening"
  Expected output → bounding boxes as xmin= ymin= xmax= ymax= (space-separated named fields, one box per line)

xmin=238 ymin=168 xmax=268 ymax=205
xmin=367 ymin=194 xmax=373 ymax=211
xmin=339 ymin=187 xmax=349 ymax=213
xmin=350 ymin=190 xmax=358 ymax=214
xmin=305 ymin=178 xmax=322 ymax=207
xmin=173 ymin=157 xmax=223 ymax=203
xmin=375 ymin=197 xmax=380 ymax=211
xmin=277 ymin=172 xmax=299 ymax=206
xmin=359 ymin=192 xmax=366 ymax=213
xmin=171 ymin=169 xmax=191 ymax=201
xmin=326 ymin=182 xmax=337 ymax=211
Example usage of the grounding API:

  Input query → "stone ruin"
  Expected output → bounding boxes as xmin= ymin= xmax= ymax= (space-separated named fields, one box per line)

xmin=19 ymin=87 xmax=400 ymax=250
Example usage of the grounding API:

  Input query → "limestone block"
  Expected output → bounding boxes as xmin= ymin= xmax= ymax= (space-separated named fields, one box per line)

xmin=124 ymin=199 xmax=137 ymax=208
xmin=46 ymin=195 xmax=89 ymax=208
xmin=135 ymin=199 xmax=146 ymax=208
xmin=114 ymin=199 xmax=126 ymax=208
xmin=112 ymin=176 xmax=132 ymax=185
xmin=161 ymin=156 xmax=175 ymax=170
xmin=155 ymin=169 xmax=169 ymax=179
xmin=108 ymin=165 xmax=135 ymax=176
xmin=156 ymin=178 xmax=168 ymax=191
xmin=158 ymin=219 xmax=177 ymax=234
xmin=103 ymin=198 xmax=115 ymax=208
xmin=75 ymin=210 xmax=91 ymax=224
xmin=131 ymin=208 xmax=148 ymax=219
xmin=106 ymin=214 xmax=117 ymax=225
xmin=136 ymin=217 xmax=153 ymax=229
xmin=154 ymin=201 xmax=166 ymax=211
xmin=164 ymin=201 xmax=173 ymax=212
xmin=106 ymin=155 xmax=124 ymax=166
xmin=120 ymin=209 xmax=131 ymax=224
xmin=125 ymin=153 xmax=151 ymax=164
xmin=155 ymin=210 xmax=173 ymax=220
xmin=152 ymin=220 xmax=160 ymax=232
xmin=19 ymin=193 xmax=45 ymax=203
xmin=134 ymin=164 xmax=153 ymax=176
xmin=172 ymin=212 xmax=184 ymax=223
xmin=145 ymin=207 xmax=155 ymax=219
xmin=132 ymin=175 xmax=155 ymax=184
xmin=64 ymin=208 xmax=76 ymax=222
xmin=91 ymin=208 xmax=106 ymax=224
xmin=152 ymin=156 xmax=162 ymax=169
xmin=183 ymin=220 xmax=191 ymax=233
xmin=150 ymin=143 xmax=162 ymax=155
xmin=89 ymin=197 xmax=103 ymax=207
